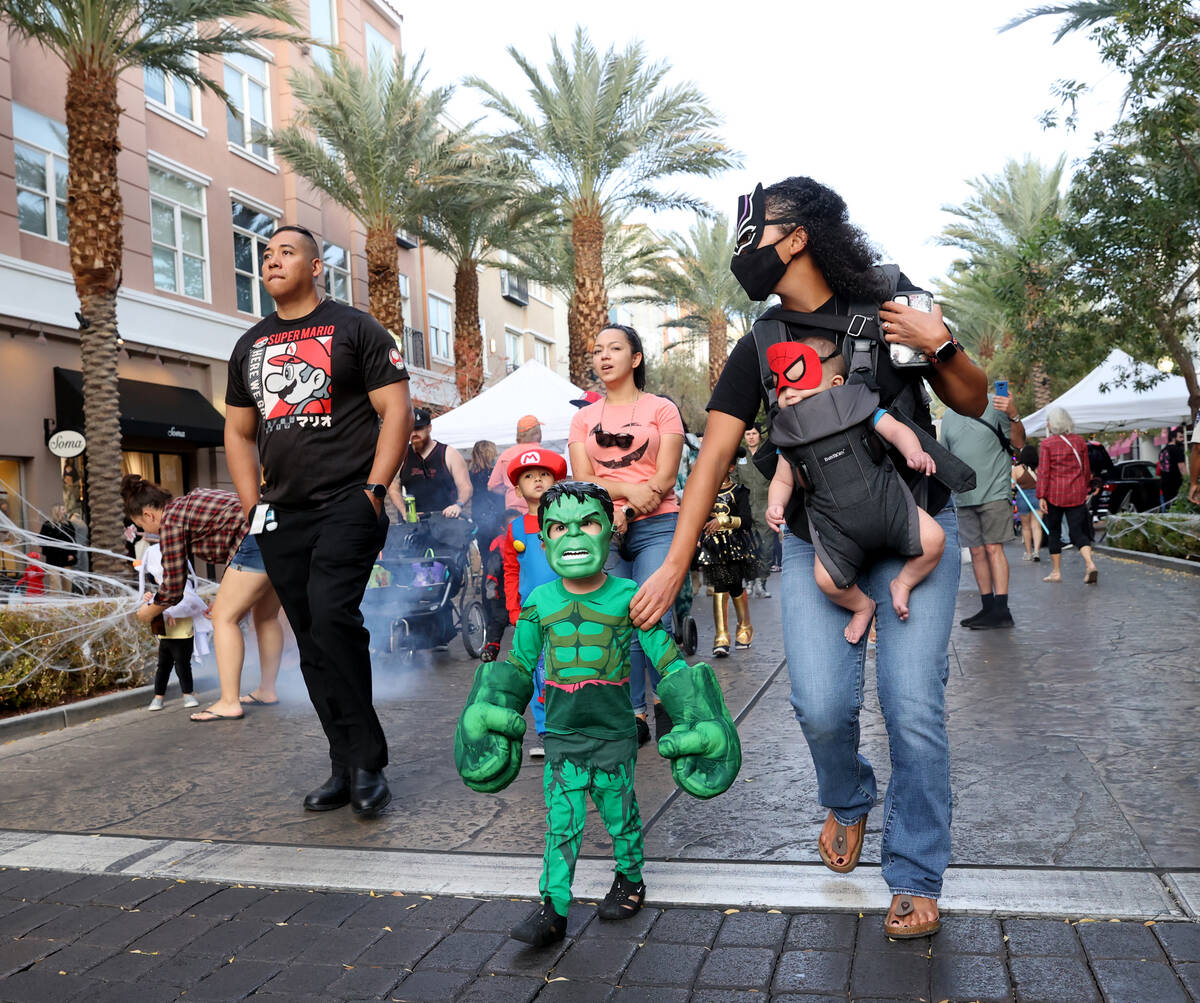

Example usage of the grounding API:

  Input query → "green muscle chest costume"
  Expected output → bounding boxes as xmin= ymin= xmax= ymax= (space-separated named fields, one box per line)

xmin=455 ymin=484 xmax=742 ymax=915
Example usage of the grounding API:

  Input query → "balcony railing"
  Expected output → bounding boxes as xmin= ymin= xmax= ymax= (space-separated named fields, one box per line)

xmin=500 ymin=270 xmax=529 ymax=306
xmin=404 ymin=326 xmax=427 ymax=370
xmin=395 ymin=229 xmax=419 ymax=249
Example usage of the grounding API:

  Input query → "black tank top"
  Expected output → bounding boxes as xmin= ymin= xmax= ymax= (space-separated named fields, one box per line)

xmin=400 ymin=441 xmax=456 ymax=512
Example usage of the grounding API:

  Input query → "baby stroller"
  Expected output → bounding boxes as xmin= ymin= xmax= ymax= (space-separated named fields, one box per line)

xmin=672 ymin=572 xmax=699 ymax=656
xmin=362 ymin=514 xmax=485 ymax=657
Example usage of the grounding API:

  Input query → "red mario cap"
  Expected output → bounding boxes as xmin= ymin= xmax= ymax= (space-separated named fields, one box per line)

xmin=767 ymin=341 xmax=823 ymax=392
xmin=507 ymin=447 xmax=567 ymax=486
xmin=267 ymin=338 xmax=331 ymax=369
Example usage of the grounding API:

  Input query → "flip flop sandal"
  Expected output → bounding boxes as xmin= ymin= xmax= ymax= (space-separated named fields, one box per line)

xmin=817 ymin=812 xmax=866 ymax=873
xmin=885 ymin=896 xmax=941 ymax=939
xmin=189 ymin=710 xmax=245 ymax=723
xmin=1084 ymin=569 xmax=1098 ymax=585
xmin=240 ymin=694 xmax=279 ymax=706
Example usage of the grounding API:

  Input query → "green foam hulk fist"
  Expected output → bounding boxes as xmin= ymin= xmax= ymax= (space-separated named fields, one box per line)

xmin=454 ymin=661 xmax=534 ymax=793
xmin=655 ymin=662 xmax=741 ymax=799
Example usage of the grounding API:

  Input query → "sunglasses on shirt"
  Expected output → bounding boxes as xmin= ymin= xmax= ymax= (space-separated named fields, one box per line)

xmin=591 ymin=424 xmax=635 ymax=449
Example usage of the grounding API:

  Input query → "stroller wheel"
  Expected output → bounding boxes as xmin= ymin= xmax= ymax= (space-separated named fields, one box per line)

xmin=462 ymin=600 xmax=486 ymax=659
xmin=683 ymin=617 xmax=698 ymax=656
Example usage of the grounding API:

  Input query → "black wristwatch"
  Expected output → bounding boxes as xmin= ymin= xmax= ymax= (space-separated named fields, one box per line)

xmin=364 ymin=482 xmax=387 ymax=500
xmin=931 ymin=337 xmax=961 ymax=365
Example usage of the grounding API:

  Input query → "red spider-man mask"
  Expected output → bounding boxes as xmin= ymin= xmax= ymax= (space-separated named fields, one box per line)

xmin=767 ymin=342 xmax=824 ymax=392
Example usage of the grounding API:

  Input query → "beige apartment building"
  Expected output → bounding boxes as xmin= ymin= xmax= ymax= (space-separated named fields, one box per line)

xmin=0 ymin=2 xmax=562 ymax=534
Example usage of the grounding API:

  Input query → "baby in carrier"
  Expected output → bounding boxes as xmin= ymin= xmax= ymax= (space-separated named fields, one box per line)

xmin=765 ymin=337 xmax=945 ymax=643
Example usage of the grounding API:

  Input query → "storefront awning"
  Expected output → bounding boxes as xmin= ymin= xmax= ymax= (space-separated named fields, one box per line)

xmin=53 ymin=368 xmax=225 ymax=447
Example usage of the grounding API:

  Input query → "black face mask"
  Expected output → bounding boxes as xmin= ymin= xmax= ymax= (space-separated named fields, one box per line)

xmin=730 ymin=183 xmax=804 ymax=301
xmin=730 ymin=235 xmax=792 ymax=301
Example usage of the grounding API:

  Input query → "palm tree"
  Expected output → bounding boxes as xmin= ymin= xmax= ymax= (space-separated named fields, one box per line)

xmin=469 ymin=27 xmax=738 ymax=386
xmin=505 ymin=214 xmax=670 ymax=365
xmin=417 ymin=146 xmax=542 ymax=401
xmin=634 ymin=215 xmax=752 ymax=390
xmin=937 ymin=156 xmax=1073 ymax=409
xmin=0 ymin=0 xmax=302 ymax=571
xmin=271 ymin=50 xmax=462 ymax=339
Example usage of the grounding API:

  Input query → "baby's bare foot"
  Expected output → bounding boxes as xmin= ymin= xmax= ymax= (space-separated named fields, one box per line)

xmin=889 ymin=578 xmax=911 ymax=621
xmin=844 ymin=599 xmax=877 ymax=644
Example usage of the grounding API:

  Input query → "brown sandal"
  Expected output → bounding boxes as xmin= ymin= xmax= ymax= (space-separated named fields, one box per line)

xmin=884 ymin=895 xmax=941 ymax=939
xmin=817 ymin=812 xmax=866 ymax=873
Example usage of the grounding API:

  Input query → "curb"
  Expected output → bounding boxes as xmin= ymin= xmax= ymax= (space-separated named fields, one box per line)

xmin=1097 ymin=544 xmax=1200 ymax=576
xmin=0 ymin=674 xmax=216 ymax=742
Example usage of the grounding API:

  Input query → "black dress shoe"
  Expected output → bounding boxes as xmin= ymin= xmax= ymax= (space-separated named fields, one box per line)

xmin=304 ymin=770 xmax=350 ymax=812
xmin=510 ymin=898 xmax=566 ymax=946
xmin=350 ymin=768 xmax=391 ymax=816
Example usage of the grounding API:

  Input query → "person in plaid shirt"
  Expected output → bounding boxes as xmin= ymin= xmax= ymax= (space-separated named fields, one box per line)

xmin=123 ymin=475 xmax=283 ymax=718
xmin=1036 ymin=407 xmax=1099 ymax=585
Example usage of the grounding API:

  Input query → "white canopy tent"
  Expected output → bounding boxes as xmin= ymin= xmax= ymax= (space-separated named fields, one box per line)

xmin=1022 ymin=349 xmax=1193 ymax=436
xmin=430 ymin=359 xmax=587 ymax=450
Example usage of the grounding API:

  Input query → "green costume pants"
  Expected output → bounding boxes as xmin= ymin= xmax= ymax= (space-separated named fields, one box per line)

xmin=540 ymin=734 xmax=643 ymax=915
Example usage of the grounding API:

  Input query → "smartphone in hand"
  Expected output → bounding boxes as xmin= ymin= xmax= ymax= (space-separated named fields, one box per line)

xmin=994 ymin=379 xmax=1009 ymax=397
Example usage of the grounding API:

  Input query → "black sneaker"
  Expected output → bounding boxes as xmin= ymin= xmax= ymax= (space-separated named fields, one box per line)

xmin=959 ymin=607 xmax=988 ymax=627
xmin=635 ymin=716 xmax=651 ymax=746
xmin=480 ymin=642 xmax=499 ymax=663
xmin=597 ymin=872 xmax=646 ymax=921
xmin=968 ymin=608 xmax=1015 ymax=630
xmin=653 ymin=703 xmax=675 ymax=739
xmin=510 ymin=898 xmax=566 ymax=946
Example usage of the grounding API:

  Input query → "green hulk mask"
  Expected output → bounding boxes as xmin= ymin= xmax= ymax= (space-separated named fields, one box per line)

xmin=540 ymin=489 xmax=612 ymax=579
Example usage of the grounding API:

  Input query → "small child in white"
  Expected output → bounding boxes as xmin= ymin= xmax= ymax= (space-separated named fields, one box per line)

xmin=765 ymin=338 xmax=945 ymax=644
xmin=138 ymin=544 xmax=211 ymax=710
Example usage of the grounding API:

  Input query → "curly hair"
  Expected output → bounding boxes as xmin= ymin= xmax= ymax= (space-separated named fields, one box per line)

xmin=763 ymin=176 xmax=892 ymax=303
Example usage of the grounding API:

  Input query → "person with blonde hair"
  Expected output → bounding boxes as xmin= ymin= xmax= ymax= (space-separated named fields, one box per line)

xmin=1037 ymin=407 xmax=1099 ymax=585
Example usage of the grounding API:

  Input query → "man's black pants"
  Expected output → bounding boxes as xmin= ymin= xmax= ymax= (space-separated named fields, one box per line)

xmin=258 ymin=490 xmax=390 ymax=772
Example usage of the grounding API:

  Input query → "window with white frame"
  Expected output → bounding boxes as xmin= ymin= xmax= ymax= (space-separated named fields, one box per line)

xmin=13 ymin=104 xmax=68 ymax=243
xmin=533 ymin=337 xmax=550 ymax=367
xmin=309 ymin=0 xmax=337 ymax=71
xmin=323 ymin=241 xmax=350 ymax=303
xmin=149 ymin=165 xmax=208 ymax=300
xmin=144 ymin=66 xmax=198 ymax=123
xmin=528 ymin=279 xmax=548 ymax=302
xmin=428 ymin=293 xmax=453 ymax=362
xmin=364 ymin=23 xmax=393 ymax=74
xmin=505 ymin=328 xmax=523 ymax=368
xmin=232 ymin=200 xmax=276 ymax=316
xmin=224 ymin=51 xmax=270 ymax=160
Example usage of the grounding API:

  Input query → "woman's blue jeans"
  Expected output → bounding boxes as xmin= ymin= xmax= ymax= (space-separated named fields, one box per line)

xmin=607 ymin=512 xmax=677 ymax=716
xmin=781 ymin=506 xmax=959 ymax=899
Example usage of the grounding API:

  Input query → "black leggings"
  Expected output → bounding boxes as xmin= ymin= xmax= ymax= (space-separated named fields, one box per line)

xmin=155 ymin=637 xmax=194 ymax=696
xmin=1045 ymin=503 xmax=1093 ymax=555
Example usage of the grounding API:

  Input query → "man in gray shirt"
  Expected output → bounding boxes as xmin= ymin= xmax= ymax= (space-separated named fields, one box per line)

xmin=940 ymin=391 xmax=1026 ymax=629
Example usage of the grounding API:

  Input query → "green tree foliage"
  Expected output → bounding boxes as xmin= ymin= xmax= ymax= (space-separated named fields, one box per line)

xmin=633 ymin=215 xmax=761 ymax=389
xmin=469 ymin=27 xmax=738 ymax=385
xmin=1006 ymin=0 xmax=1200 ymax=413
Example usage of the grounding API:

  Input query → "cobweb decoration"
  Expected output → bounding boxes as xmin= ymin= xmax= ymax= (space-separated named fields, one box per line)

xmin=0 ymin=500 xmax=215 ymax=694
xmin=1105 ymin=512 xmax=1200 ymax=562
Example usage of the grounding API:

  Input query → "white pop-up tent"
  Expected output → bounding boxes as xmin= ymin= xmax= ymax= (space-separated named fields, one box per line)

xmin=1023 ymin=349 xmax=1193 ymax=436
xmin=430 ymin=359 xmax=587 ymax=450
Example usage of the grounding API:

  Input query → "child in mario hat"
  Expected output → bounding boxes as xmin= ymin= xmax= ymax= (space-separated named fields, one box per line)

xmin=764 ymin=339 xmax=945 ymax=644
xmin=501 ymin=446 xmax=569 ymax=757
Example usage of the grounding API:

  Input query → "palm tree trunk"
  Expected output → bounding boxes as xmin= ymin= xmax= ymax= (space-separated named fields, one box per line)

xmin=707 ymin=309 xmax=728 ymax=391
xmin=366 ymin=224 xmax=402 ymax=336
xmin=453 ymin=258 xmax=483 ymax=401
xmin=1031 ymin=361 xmax=1053 ymax=410
xmin=570 ymin=212 xmax=607 ymax=387
xmin=65 ymin=63 xmax=124 ymax=576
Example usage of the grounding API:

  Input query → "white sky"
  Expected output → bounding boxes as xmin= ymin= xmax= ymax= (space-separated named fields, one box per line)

xmin=401 ymin=1 xmax=1126 ymax=291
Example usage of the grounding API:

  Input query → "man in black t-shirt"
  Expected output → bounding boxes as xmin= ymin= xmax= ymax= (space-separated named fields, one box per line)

xmin=224 ymin=224 xmax=413 ymax=817
xmin=1159 ymin=426 xmax=1186 ymax=502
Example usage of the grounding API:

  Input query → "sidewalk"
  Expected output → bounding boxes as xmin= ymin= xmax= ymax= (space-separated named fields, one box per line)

xmin=0 ymin=544 xmax=1197 ymax=999
xmin=1 ymin=866 xmax=1197 ymax=1002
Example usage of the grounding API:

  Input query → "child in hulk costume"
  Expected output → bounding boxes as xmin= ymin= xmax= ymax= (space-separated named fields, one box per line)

xmin=455 ymin=482 xmax=742 ymax=947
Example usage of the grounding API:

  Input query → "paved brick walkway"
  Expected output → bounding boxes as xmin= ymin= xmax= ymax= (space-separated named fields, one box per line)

xmin=0 ymin=867 xmax=1197 ymax=1002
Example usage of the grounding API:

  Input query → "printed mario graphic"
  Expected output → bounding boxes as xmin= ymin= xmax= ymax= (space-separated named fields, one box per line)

xmin=263 ymin=336 xmax=333 ymax=419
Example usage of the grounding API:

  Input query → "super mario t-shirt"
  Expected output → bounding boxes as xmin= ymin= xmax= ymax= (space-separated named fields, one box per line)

xmin=226 ymin=299 xmax=409 ymax=508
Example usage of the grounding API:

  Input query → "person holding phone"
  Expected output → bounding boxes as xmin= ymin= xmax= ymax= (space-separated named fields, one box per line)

xmin=631 ymin=176 xmax=988 ymax=940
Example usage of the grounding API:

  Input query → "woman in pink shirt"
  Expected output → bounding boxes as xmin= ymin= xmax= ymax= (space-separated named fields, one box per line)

xmin=569 ymin=324 xmax=684 ymax=745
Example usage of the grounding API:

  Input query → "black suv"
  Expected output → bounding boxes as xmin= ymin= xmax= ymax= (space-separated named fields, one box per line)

xmin=1091 ymin=460 xmax=1163 ymax=516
